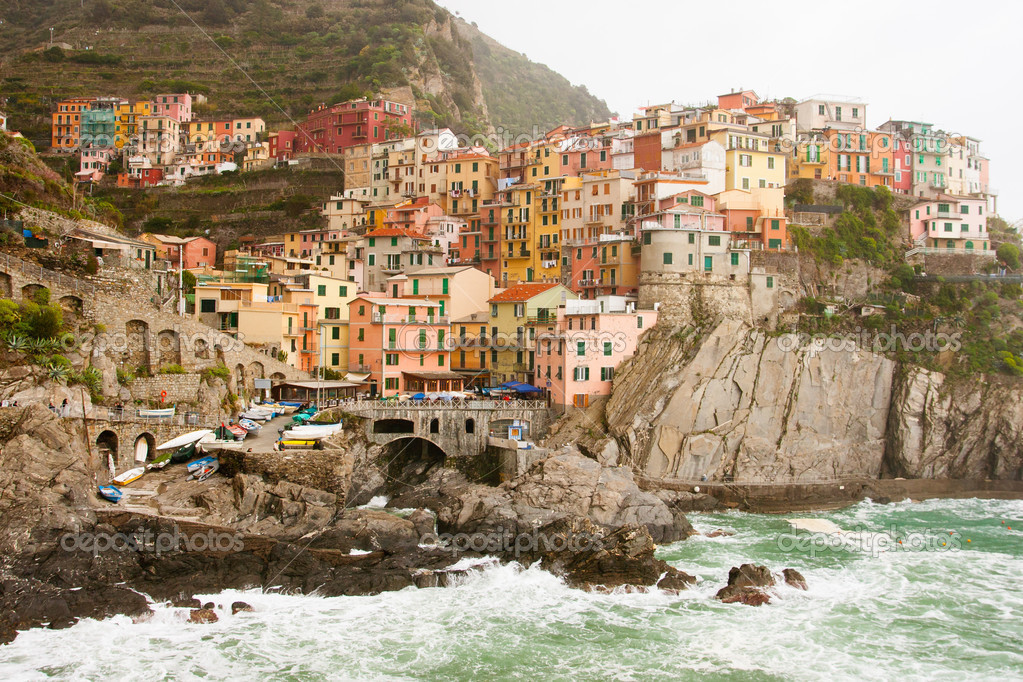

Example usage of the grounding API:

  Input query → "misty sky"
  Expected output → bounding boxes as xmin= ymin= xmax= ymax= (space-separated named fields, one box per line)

xmin=439 ymin=0 xmax=1019 ymax=222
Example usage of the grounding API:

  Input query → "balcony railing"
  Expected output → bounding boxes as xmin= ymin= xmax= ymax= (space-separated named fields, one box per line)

xmin=350 ymin=364 xmax=374 ymax=373
xmin=371 ymin=313 xmax=451 ymax=325
xmin=506 ymin=250 xmax=531 ymax=259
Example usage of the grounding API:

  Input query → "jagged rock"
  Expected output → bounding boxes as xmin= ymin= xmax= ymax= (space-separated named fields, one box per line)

xmin=172 ymin=598 xmax=201 ymax=609
xmin=783 ymin=568 xmax=808 ymax=590
xmin=231 ymin=601 xmax=253 ymax=615
xmin=705 ymin=530 xmax=734 ymax=538
xmin=407 ymin=508 xmax=436 ymax=538
xmin=189 ymin=608 xmax=218 ymax=624
xmin=716 ymin=563 xmax=776 ymax=605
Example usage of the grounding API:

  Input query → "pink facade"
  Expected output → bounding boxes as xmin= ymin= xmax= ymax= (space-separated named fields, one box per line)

xmin=76 ymin=147 xmax=113 ymax=183
xmin=347 ymin=296 xmax=458 ymax=397
xmin=299 ymin=228 xmax=342 ymax=257
xmin=535 ymin=300 xmax=657 ymax=409
xmin=892 ymin=138 xmax=913 ymax=194
xmin=908 ymin=195 xmax=989 ymax=250
xmin=268 ymin=130 xmax=298 ymax=161
xmin=152 ymin=94 xmax=193 ymax=123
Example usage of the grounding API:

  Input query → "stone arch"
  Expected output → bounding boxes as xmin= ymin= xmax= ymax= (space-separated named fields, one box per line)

xmin=194 ymin=338 xmax=211 ymax=360
xmin=235 ymin=363 xmax=246 ymax=394
xmin=0 ymin=272 xmax=11 ymax=298
xmin=465 ymin=418 xmax=475 ymax=434
xmin=778 ymin=290 xmax=796 ymax=309
xmin=429 ymin=418 xmax=440 ymax=434
xmin=380 ymin=437 xmax=447 ymax=492
xmin=58 ymin=295 xmax=84 ymax=322
xmin=96 ymin=429 xmax=119 ymax=465
xmin=248 ymin=361 xmax=265 ymax=380
xmin=20 ymin=283 xmax=46 ymax=303
xmin=270 ymin=372 xmax=286 ymax=381
xmin=156 ymin=328 xmax=182 ymax=366
xmin=133 ymin=432 xmax=156 ymax=463
xmin=125 ymin=320 xmax=151 ymax=370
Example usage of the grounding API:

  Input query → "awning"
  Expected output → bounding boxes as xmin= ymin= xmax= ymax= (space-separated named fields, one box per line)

xmin=344 ymin=372 xmax=371 ymax=383
xmin=401 ymin=371 xmax=467 ymax=381
xmin=500 ymin=380 xmax=542 ymax=394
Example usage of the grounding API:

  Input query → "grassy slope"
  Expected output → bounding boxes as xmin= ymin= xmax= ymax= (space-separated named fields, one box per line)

xmin=0 ymin=0 xmax=611 ymax=148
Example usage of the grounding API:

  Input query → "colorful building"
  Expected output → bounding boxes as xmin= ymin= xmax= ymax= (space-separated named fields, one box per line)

xmin=297 ymin=98 xmax=414 ymax=155
xmin=152 ymin=93 xmax=193 ymax=123
xmin=347 ymin=296 xmax=459 ymax=396
xmin=908 ymin=195 xmax=990 ymax=253
xmin=140 ymin=234 xmax=218 ymax=270
xmin=51 ymin=98 xmax=96 ymax=152
xmin=488 ymin=282 xmax=576 ymax=386
xmin=535 ymin=296 xmax=657 ymax=409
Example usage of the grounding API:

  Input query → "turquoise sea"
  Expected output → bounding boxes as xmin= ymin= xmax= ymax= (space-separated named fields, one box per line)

xmin=1 ymin=497 xmax=1021 ymax=680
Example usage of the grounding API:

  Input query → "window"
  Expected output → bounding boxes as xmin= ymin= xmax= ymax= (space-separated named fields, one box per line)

xmin=688 ymin=233 xmax=695 ymax=244
xmin=742 ymin=178 xmax=750 ymax=190
xmin=731 ymin=253 xmax=739 ymax=266
xmin=708 ymin=235 xmax=721 ymax=246
xmin=643 ymin=232 xmax=651 ymax=245
xmin=767 ymin=157 xmax=775 ymax=170
xmin=438 ymin=355 xmax=445 ymax=366
xmin=331 ymin=353 xmax=340 ymax=366
xmin=385 ymin=353 xmax=399 ymax=366
xmin=317 ymin=285 xmax=326 ymax=296
xmin=200 ymin=299 xmax=216 ymax=313
xmin=739 ymin=154 xmax=752 ymax=167
xmin=577 ymin=341 xmax=586 ymax=356
xmin=766 ymin=276 xmax=774 ymax=289
xmin=601 ymin=367 xmax=615 ymax=382
xmin=663 ymin=252 xmax=673 ymax=265
xmin=704 ymin=256 xmax=713 ymax=272
xmin=573 ymin=367 xmax=590 ymax=381
xmin=339 ymin=286 xmax=348 ymax=296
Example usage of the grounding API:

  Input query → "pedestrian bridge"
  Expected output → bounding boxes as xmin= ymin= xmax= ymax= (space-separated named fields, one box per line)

xmin=321 ymin=399 xmax=553 ymax=459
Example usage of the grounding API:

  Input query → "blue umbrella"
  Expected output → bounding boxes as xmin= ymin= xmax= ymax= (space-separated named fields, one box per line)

xmin=412 ymin=393 xmax=426 ymax=400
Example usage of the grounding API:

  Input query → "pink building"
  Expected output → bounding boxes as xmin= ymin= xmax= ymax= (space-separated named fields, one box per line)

xmin=892 ymin=137 xmax=913 ymax=194
xmin=534 ymin=297 xmax=657 ymax=409
xmin=348 ymin=296 xmax=460 ymax=397
xmin=268 ymin=130 xmax=298 ymax=162
xmin=152 ymin=93 xmax=193 ymax=123
xmin=75 ymin=147 xmax=114 ymax=183
xmin=908 ymin=195 xmax=990 ymax=252
xmin=141 ymin=234 xmax=217 ymax=269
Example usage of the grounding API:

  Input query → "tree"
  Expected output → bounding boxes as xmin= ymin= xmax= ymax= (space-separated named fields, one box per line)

xmin=997 ymin=243 xmax=1020 ymax=270
xmin=181 ymin=269 xmax=197 ymax=295
xmin=203 ymin=0 xmax=230 ymax=26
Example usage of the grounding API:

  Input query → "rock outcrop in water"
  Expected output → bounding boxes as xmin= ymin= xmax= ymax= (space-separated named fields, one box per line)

xmin=602 ymin=319 xmax=1023 ymax=484
xmin=715 ymin=564 xmax=808 ymax=606
xmin=0 ymin=408 xmax=699 ymax=642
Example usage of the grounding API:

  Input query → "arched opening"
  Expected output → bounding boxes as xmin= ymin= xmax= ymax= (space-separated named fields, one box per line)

xmin=465 ymin=418 xmax=475 ymax=434
xmin=965 ymin=241 xmax=975 ymax=250
xmin=429 ymin=418 xmax=440 ymax=434
xmin=125 ymin=320 xmax=151 ymax=370
xmin=134 ymin=433 xmax=156 ymax=463
xmin=96 ymin=430 xmax=118 ymax=465
xmin=21 ymin=283 xmax=46 ymax=303
xmin=380 ymin=437 xmax=447 ymax=492
xmin=0 ymin=273 xmax=12 ymax=298
xmin=270 ymin=372 xmax=286 ymax=381
xmin=194 ymin=338 xmax=210 ymax=360
xmin=235 ymin=363 xmax=246 ymax=393
xmin=248 ymin=361 xmax=265 ymax=380
xmin=374 ymin=418 xmax=415 ymax=434
xmin=58 ymin=295 xmax=84 ymax=321
xmin=157 ymin=329 xmax=181 ymax=366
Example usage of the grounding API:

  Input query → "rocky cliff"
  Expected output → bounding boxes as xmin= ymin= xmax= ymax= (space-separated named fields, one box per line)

xmin=600 ymin=319 xmax=1023 ymax=484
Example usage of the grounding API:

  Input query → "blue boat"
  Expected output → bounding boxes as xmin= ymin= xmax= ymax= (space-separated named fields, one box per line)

xmin=186 ymin=455 xmax=217 ymax=474
xmin=98 ymin=485 xmax=123 ymax=503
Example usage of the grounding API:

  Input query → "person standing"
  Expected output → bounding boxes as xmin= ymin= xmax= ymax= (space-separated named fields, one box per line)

xmin=61 ymin=398 xmax=70 ymax=417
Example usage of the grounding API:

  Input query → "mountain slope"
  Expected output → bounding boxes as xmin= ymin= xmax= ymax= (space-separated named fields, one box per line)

xmin=0 ymin=0 xmax=612 ymax=149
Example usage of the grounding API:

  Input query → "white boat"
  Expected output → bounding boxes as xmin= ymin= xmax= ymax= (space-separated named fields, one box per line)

xmin=239 ymin=418 xmax=262 ymax=433
xmin=112 ymin=467 xmax=146 ymax=486
xmin=138 ymin=408 xmax=175 ymax=418
xmin=241 ymin=409 xmax=273 ymax=421
xmin=156 ymin=429 xmax=215 ymax=452
xmin=199 ymin=440 xmax=246 ymax=453
xmin=282 ymin=425 xmax=343 ymax=441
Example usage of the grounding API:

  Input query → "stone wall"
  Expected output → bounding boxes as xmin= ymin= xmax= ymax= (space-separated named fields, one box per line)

xmin=129 ymin=375 xmax=202 ymax=403
xmin=0 ymin=252 xmax=307 ymax=400
xmin=219 ymin=448 xmax=354 ymax=501
xmin=917 ymin=252 xmax=996 ymax=277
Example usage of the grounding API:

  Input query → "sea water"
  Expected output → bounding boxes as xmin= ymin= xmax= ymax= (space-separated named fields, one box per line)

xmin=1 ymin=497 xmax=1021 ymax=681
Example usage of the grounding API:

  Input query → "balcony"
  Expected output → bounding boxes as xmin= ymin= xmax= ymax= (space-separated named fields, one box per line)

xmin=350 ymin=364 xmax=374 ymax=373
xmin=506 ymin=250 xmax=531 ymax=259
xmin=513 ymin=363 xmax=534 ymax=373
xmin=371 ymin=313 xmax=451 ymax=325
xmin=578 ymin=279 xmax=599 ymax=288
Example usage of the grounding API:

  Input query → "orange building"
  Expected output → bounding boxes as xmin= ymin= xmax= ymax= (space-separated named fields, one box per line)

xmin=51 ymin=98 xmax=96 ymax=152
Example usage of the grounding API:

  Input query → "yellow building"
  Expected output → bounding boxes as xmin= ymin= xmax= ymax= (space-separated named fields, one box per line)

xmin=488 ymin=282 xmax=576 ymax=385
xmin=445 ymin=153 xmax=498 ymax=222
xmin=114 ymin=100 xmax=152 ymax=149
xmin=719 ymin=129 xmax=787 ymax=192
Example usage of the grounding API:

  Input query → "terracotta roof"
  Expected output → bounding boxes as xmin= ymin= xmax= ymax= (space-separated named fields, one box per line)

xmin=366 ymin=228 xmax=429 ymax=239
xmin=489 ymin=282 xmax=561 ymax=303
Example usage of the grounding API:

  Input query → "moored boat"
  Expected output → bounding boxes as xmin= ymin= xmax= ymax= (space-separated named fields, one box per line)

xmin=97 ymin=485 xmax=123 ymax=503
xmin=111 ymin=467 xmax=146 ymax=486
xmin=239 ymin=418 xmax=262 ymax=433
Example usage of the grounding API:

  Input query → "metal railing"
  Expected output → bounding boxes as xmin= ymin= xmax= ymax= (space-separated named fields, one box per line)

xmin=0 ymin=252 xmax=97 ymax=295
xmin=905 ymin=247 xmax=996 ymax=258
xmin=335 ymin=399 xmax=549 ymax=411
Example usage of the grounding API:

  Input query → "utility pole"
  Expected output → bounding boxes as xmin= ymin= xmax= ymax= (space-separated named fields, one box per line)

xmin=178 ymin=247 xmax=184 ymax=315
xmin=49 ymin=27 xmax=54 ymax=47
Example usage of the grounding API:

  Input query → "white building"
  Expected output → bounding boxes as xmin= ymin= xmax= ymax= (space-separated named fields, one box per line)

xmin=795 ymin=96 xmax=868 ymax=132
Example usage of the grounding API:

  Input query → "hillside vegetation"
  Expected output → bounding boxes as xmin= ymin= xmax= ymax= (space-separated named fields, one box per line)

xmin=0 ymin=0 xmax=612 ymax=148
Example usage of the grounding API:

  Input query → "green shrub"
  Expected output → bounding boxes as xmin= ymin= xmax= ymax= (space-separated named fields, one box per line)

xmin=201 ymin=364 xmax=231 ymax=382
xmin=158 ymin=364 xmax=186 ymax=375
xmin=116 ymin=368 xmax=134 ymax=386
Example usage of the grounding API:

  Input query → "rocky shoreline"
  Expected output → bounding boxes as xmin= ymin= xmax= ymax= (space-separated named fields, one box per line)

xmin=4 ymin=402 xmax=1019 ymax=643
